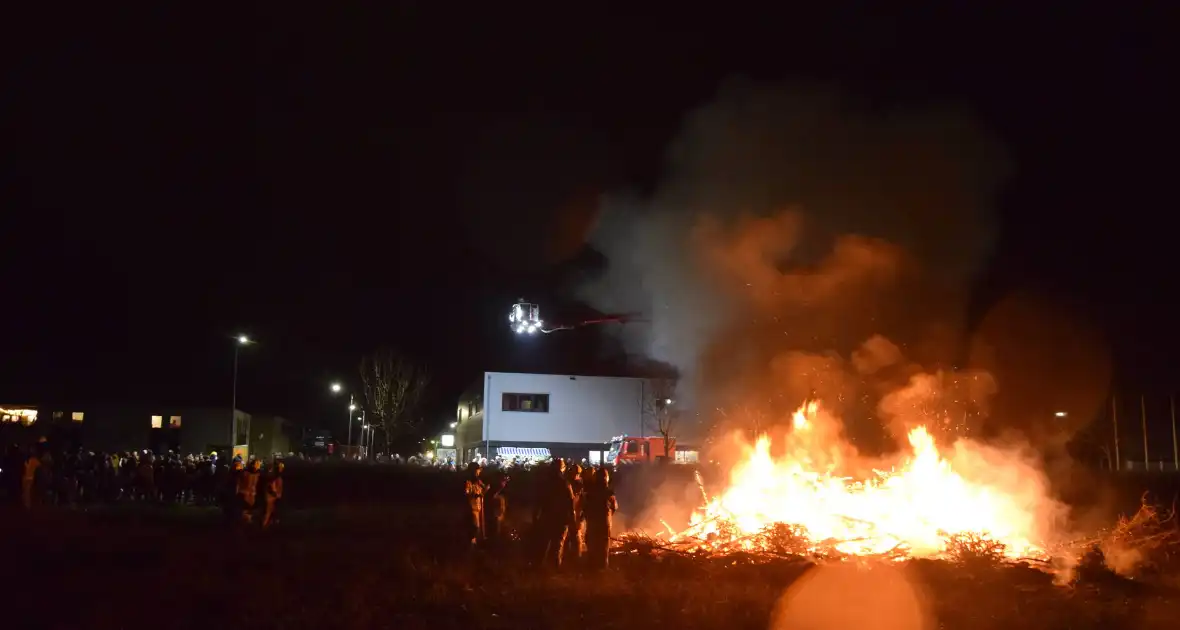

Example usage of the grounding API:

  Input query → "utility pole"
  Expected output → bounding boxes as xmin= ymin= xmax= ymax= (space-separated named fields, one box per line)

xmin=1112 ymin=395 xmax=1121 ymax=471
xmin=347 ymin=393 xmax=354 ymax=450
xmin=1141 ymin=394 xmax=1149 ymax=469
xmin=232 ymin=343 xmax=239 ymax=450
xmin=230 ymin=335 xmax=252 ymax=455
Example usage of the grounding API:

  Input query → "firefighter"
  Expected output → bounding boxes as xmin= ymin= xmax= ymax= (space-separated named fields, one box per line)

xmin=564 ymin=463 xmax=586 ymax=562
xmin=584 ymin=466 xmax=619 ymax=570
xmin=21 ymin=447 xmax=41 ymax=509
xmin=464 ymin=462 xmax=486 ymax=545
xmin=538 ymin=459 xmax=575 ymax=568
xmin=262 ymin=460 xmax=284 ymax=529
xmin=485 ymin=473 xmax=509 ymax=546
xmin=221 ymin=458 xmax=241 ymax=524
xmin=236 ymin=459 xmax=261 ymax=525
xmin=135 ymin=452 xmax=155 ymax=502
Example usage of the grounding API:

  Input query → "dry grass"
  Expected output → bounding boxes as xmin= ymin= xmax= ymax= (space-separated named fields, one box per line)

xmin=4 ymin=501 xmax=1178 ymax=630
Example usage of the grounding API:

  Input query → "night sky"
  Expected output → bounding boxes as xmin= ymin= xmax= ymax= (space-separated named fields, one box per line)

xmin=4 ymin=5 xmax=1176 ymax=443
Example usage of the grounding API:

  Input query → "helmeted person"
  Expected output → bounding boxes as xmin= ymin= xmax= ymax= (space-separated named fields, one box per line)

xmin=236 ymin=459 xmax=261 ymax=524
xmin=464 ymin=461 xmax=487 ymax=545
xmin=21 ymin=446 xmax=41 ymax=509
xmin=537 ymin=459 xmax=576 ymax=568
xmin=262 ymin=460 xmax=284 ymax=529
xmin=220 ymin=456 xmax=239 ymax=523
xmin=564 ymin=463 xmax=586 ymax=562
xmin=135 ymin=452 xmax=155 ymax=502
xmin=583 ymin=466 xmax=620 ymax=569
xmin=485 ymin=472 xmax=509 ymax=546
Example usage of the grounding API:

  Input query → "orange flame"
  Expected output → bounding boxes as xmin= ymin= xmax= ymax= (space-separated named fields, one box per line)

xmin=665 ymin=402 xmax=1049 ymax=559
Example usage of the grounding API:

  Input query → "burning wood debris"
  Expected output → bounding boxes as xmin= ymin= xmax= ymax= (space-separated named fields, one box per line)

xmin=612 ymin=402 xmax=1180 ymax=577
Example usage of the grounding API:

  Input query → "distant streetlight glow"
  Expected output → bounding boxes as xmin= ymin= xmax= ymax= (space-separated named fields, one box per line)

xmin=331 ymin=383 xmax=342 ymax=393
xmin=450 ymin=422 xmax=457 ymax=428
xmin=230 ymin=333 xmax=256 ymax=452
xmin=349 ymin=403 xmax=356 ymax=411
xmin=1054 ymin=411 xmax=1068 ymax=418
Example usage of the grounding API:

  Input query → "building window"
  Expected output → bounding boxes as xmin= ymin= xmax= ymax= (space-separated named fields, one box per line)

xmin=71 ymin=412 xmax=84 ymax=423
xmin=169 ymin=415 xmax=182 ymax=428
xmin=151 ymin=415 xmax=163 ymax=429
xmin=502 ymin=393 xmax=549 ymax=413
xmin=53 ymin=411 xmax=64 ymax=420
xmin=2 ymin=409 xmax=37 ymax=425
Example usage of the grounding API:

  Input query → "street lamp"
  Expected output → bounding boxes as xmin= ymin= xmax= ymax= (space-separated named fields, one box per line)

xmin=231 ymin=334 xmax=255 ymax=454
xmin=330 ymin=383 xmax=355 ymax=456
xmin=355 ymin=416 xmax=367 ymax=459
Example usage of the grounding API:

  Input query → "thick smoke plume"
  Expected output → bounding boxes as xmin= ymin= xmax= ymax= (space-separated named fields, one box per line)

xmin=577 ymin=79 xmax=1010 ymax=437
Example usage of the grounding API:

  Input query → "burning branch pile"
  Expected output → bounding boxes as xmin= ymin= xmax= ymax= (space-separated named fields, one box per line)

xmin=1066 ymin=498 xmax=1180 ymax=580
xmin=619 ymin=402 xmax=1064 ymax=566
xmin=616 ymin=401 xmax=1180 ymax=585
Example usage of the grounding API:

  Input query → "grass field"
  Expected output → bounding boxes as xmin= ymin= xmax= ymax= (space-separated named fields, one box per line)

xmin=3 ymin=464 xmax=1179 ymax=629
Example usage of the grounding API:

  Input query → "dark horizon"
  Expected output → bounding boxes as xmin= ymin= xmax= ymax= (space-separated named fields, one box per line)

xmin=4 ymin=5 xmax=1176 ymax=443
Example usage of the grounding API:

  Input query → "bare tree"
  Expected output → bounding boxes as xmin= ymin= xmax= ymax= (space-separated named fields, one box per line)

xmin=359 ymin=348 xmax=430 ymax=452
xmin=1070 ymin=415 xmax=1117 ymax=470
xmin=642 ymin=378 xmax=678 ymax=458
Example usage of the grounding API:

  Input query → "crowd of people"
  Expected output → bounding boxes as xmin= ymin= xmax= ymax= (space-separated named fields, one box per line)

xmin=3 ymin=441 xmax=623 ymax=566
xmin=1 ymin=442 xmax=284 ymax=528
xmin=465 ymin=458 xmax=619 ymax=569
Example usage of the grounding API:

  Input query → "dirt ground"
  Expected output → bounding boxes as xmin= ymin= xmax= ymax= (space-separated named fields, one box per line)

xmin=3 ymin=495 xmax=1178 ymax=630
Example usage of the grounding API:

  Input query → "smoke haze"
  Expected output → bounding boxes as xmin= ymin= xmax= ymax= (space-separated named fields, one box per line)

xmin=576 ymin=79 xmax=1010 ymax=437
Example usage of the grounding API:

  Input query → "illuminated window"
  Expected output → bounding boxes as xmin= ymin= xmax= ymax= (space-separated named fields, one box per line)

xmin=52 ymin=411 xmax=64 ymax=420
xmin=501 ymin=393 xmax=549 ymax=413
xmin=151 ymin=415 xmax=163 ymax=429
xmin=1 ymin=409 xmax=37 ymax=425
xmin=169 ymin=415 xmax=182 ymax=428
xmin=71 ymin=412 xmax=84 ymax=423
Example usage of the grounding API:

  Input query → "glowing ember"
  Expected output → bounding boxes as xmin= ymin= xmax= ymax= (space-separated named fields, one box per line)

xmin=661 ymin=402 xmax=1050 ymax=560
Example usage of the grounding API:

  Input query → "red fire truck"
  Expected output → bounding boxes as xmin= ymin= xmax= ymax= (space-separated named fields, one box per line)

xmin=606 ymin=435 xmax=678 ymax=464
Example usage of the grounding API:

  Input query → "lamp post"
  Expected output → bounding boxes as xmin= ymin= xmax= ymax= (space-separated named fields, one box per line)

xmin=330 ymin=382 xmax=357 ymax=458
xmin=361 ymin=416 xmax=370 ymax=459
xmin=231 ymin=335 xmax=254 ymax=454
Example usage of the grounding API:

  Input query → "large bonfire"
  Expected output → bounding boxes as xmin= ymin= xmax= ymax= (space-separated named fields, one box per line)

xmin=648 ymin=401 xmax=1057 ymax=561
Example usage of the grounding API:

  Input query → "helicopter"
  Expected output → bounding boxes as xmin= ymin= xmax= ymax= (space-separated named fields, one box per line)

xmin=507 ymin=299 xmax=634 ymax=335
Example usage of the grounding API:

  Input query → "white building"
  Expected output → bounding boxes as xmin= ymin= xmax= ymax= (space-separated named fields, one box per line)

xmin=454 ymin=372 xmax=650 ymax=464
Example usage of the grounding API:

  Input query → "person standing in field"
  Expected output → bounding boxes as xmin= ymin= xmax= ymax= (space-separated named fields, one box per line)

xmin=485 ymin=472 xmax=509 ymax=546
xmin=583 ymin=466 xmax=619 ymax=570
xmin=538 ymin=459 xmax=576 ymax=568
xmin=564 ymin=463 xmax=586 ymax=563
xmin=464 ymin=462 xmax=487 ymax=546
xmin=236 ymin=459 xmax=261 ymax=525
xmin=262 ymin=460 xmax=284 ymax=529
xmin=21 ymin=446 xmax=41 ymax=509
